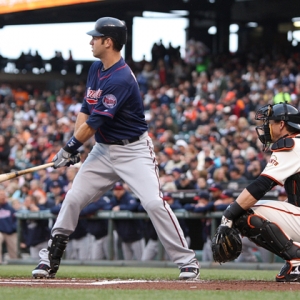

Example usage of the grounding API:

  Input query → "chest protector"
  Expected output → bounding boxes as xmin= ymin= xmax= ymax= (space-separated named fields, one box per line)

xmin=284 ymin=173 xmax=300 ymax=207
xmin=271 ymin=136 xmax=300 ymax=207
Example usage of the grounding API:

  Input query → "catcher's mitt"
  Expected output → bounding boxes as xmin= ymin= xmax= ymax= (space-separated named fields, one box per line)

xmin=211 ymin=225 xmax=242 ymax=263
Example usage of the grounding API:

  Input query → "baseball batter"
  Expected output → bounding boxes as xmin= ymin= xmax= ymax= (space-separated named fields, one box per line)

xmin=32 ymin=17 xmax=199 ymax=280
xmin=212 ymin=102 xmax=300 ymax=282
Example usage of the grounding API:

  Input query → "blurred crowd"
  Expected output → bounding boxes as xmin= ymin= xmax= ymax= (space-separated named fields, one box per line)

xmin=0 ymin=38 xmax=299 ymax=263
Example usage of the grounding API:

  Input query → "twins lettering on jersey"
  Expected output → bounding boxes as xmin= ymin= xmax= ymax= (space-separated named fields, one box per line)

xmin=86 ymin=87 xmax=117 ymax=108
xmin=86 ymin=87 xmax=102 ymax=104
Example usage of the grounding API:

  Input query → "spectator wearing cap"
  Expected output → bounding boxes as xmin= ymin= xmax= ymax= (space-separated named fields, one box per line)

xmin=214 ymin=189 xmax=235 ymax=211
xmin=208 ymin=183 xmax=223 ymax=201
xmin=203 ymin=156 xmax=217 ymax=180
xmin=228 ymin=165 xmax=249 ymax=188
xmin=175 ymin=139 xmax=188 ymax=155
xmin=163 ymin=147 xmax=186 ymax=173
xmin=175 ymin=173 xmax=195 ymax=190
xmin=46 ymin=180 xmax=65 ymax=207
xmin=232 ymin=155 xmax=248 ymax=177
xmin=184 ymin=191 xmax=213 ymax=213
xmin=107 ymin=182 xmax=145 ymax=260
xmin=186 ymin=156 xmax=199 ymax=180
xmin=44 ymin=167 xmax=65 ymax=194
xmin=171 ymin=167 xmax=182 ymax=181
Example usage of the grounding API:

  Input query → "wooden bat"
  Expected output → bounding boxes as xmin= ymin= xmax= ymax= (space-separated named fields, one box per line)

xmin=0 ymin=162 xmax=54 ymax=183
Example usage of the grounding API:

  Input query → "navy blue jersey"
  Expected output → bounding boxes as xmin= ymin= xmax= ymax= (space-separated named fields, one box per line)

xmin=81 ymin=58 xmax=148 ymax=143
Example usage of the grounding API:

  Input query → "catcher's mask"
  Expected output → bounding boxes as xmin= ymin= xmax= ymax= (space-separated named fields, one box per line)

xmin=255 ymin=102 xmax=300 ymax=151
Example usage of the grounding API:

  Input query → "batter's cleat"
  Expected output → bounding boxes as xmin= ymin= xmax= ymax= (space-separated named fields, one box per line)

xmin=276 ymin=261 xmax=300 ymax=282
xmin=179 ymin=267 xmax=200 ymax=280
xmin=32 ymin=263 xmax=56 ymax=279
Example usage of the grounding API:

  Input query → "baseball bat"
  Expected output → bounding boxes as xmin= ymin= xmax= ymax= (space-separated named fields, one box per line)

xmin=0 ymin=162 xmax=54 ymax=183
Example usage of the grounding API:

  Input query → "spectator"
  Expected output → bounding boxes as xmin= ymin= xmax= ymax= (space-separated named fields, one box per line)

xmin=164 ymin=148 xmax=186 ymax=173
xmin=11 ymin=182 xmax=30 ymax=204
xmin=46 ymin=180 xmax=65 ymax=208
xmin=175 ymin=173 xmax=195 ymax=190
xmin=29 ymin=179 xmax=48 ymax=207
xmin=208 ymin=183 xmax=223 ymax=202
xmin=0 ymin=187 xmax=18 ymax=263
xmin=66 ymin=50 xmax=77 ymax=74
xmin=0 ymin=134 xmax=11 ymax=173
xmin=273 ymin=83 xmax=291 ymax=104
xmin=228 ymin=166 xmax=249 ymax=190
xmin=49 ymin=51 xmax=65 ymax=73
xmin=214 ymin=189 xmax=235 ymax=211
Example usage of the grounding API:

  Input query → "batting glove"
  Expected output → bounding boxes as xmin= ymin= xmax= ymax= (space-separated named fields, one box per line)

xmin=52 ymin=148 xmax=81 ymax=169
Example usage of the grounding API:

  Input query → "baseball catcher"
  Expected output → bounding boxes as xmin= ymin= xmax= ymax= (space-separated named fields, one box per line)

xmin=211 ymin=103 xmax=300 ymax=282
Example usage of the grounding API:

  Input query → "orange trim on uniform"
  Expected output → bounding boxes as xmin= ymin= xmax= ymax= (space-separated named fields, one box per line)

xmin=254 ymin=204 xmax=300 ymax=216
xmin=260 ymin=174 xmax=283 ymax=186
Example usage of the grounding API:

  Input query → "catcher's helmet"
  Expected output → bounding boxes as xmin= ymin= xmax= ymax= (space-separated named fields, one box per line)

xmin=87 ymin=17 xmax=127 ymax=45
xmin=255 ymin=102 xmax=300 ymax=150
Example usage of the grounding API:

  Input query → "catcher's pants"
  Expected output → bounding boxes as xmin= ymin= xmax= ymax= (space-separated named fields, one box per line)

xmin=251 ymin=199 xmax=300 ymax=265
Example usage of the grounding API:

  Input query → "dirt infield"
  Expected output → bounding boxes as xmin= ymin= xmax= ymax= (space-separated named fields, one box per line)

xmin=0 ymin=279 xmax=300 ymax=290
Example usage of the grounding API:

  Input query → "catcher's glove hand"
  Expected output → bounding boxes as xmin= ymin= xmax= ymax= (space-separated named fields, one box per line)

xmin=211 ymin=225 xmax=242 ymax=264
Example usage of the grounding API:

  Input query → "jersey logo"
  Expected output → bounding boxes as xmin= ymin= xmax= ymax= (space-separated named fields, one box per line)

xmin=267 ymin=154 xmax=279 ymax=167
xmin=86 ymin=88 xmax=102 ymax=105
xmin=102 ymin=94 xmax=117 ymax=108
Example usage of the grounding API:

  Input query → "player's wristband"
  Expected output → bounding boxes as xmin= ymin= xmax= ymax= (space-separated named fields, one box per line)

xmin=223 ymin=201 xmax=246 ymax=221
xmin=63 ymin=136 xmax=83 ymax=153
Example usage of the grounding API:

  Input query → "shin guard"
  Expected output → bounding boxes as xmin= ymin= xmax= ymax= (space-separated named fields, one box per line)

xmin=48 ymin=234 xmax=69 ymax=272
xmin=235 ymin=213 xmax=300 ymax=261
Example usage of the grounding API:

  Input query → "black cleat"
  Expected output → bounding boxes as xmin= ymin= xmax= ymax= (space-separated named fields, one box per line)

xmin=276 ymin=261 xmax=300 ymax=282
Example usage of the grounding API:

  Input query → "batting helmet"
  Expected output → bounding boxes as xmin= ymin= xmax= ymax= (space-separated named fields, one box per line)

xmin=87 ymin=17 xmax=127 ymax=45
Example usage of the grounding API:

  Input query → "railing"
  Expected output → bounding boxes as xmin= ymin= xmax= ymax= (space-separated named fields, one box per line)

xmin=15 ymin=210 xmax=223 ymax=260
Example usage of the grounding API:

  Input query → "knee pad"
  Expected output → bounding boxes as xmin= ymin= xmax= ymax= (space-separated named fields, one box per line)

xmin=235 ymin=213 xmax=300 ymax=261
xmin=48 ymin=234 xmax=69 ymax=272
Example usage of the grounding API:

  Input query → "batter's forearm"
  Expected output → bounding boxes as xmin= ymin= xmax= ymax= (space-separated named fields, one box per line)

xmin=74 ymin=112 xmax=89 ymax=134
xmin=74 ymin=122 xmax=96 ymax=144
